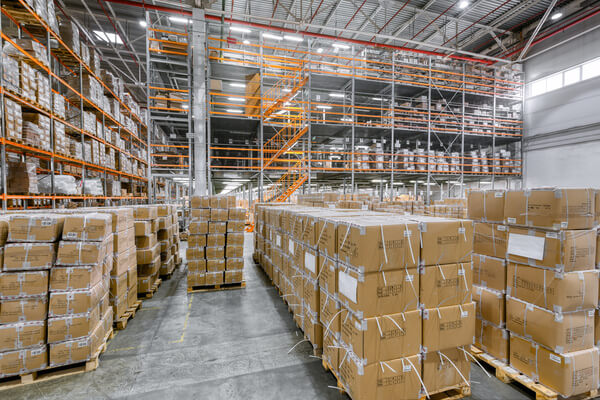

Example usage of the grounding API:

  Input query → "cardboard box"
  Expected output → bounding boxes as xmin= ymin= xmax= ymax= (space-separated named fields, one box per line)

xmin=56 ymin=240 xmax=108 ymax=266
xmin=49 ymin=283 xmax=103 ymax=317
xmin=337 ymin=217 xmax=420 ymax=272
xmin=62 ymin=213 xmax=111 ymax=241
xmin=188 ymin=234 xmax=206 ymax=247
xmin=473 ymin=223 xmax=507 ymax=258
xmin=475 ymin=318 xmax=509 ymax=363
xmin=190 ymin=208 xmax=210 ymax=220
xmin=7 ymin=214 xmax=64 ymax=242
xmin=227 ymin=220 xmax=245 ymax=233
xmin=99 ymin=208 xmax=133 ymax=233
xmin=210 ymin=208 xmax=228 ymax=222
xmin=190 ymin=195 xmax=210 ymax=209
xmin=134 ymin=221 xmax=151 ymax=237
xmin=50 ymin=265 xmax=102 ymax=291
xmin=48 ymin=307 xmax=100 ymax=343
xmin=186 ymin=246 xmax=205 ymax=261
xmin=0 ymin=345 xmax=47 ymax=377
xmin=506 ymin=296 xmax=594 ymax=353
xmin=504 ymin=188 xmax=595 ymax=230
xmin=207 ymin=234 xmax=225 ymax=247
xmin=422 ymin=302 xmax=475 ymax=353
xmin=112 ymin=246 xmax=135 ymax=276
xmin=304 ymin=308 xmax=322 ymax=350
xmin=208 ymin=222 xmax=227 ymax=234
xmin=188 ymin=271 xmax=206 ymax=287
xmin=420 ymin=263 xmax=472 ymax=309
xmin=228 ymin=208 xmax=246 ymax=221
xmin=0 ymin=321 xmax=46 ymax=351
xmin=320 ymin=288 xmax=342 ymax=337
xmin=209 ymin=196 xmax=228 ymax=209
xmin=341 ymin=310 xmax=421 ymax=364
xmin=318 ymin=256 xmax=336 ymax=294
xmin=138 ymin=256 xmax=160 ymax=277
xmin=422 ymin=347 xmax=471 ymax=394
xmin=4 ymin=243 xmax=56 ymax=270
xmin=49 ymin=320 xmax=103 ymax=367
xmin=207 ymin=259 xmax=226 ymax=272
xmin=472 ymin=285 xmax=505 ymax=327
xmin=127 ymin=265 xmax=137 ymax=289
xmin=0 ymin=296 xmax=47 ymax=323
xmin=0 ymin=216 xmax=7 ymax=246
xmin=416 ymin=217 xmax=474 ymax=266
xmin=188 ymin=259 xmax=206 ymax=273
xmin=205 ymin=271 xmax=224 ymax=285
xmin=225 ymin=257 xmax=243 ymax=271
xmin=323 ymin=332 xmax=339 ymax=374
xmin=472 ymin=254 xmax=506 ymax=292
xmin=339 ymin=353 xmax=422 ymax=400
xmin=136 ymin=243 xmax=160 ymax=265
xmin=226 ymin=232 xmax=244 ymax=246
xmin=132 ymin=205 xmax=158 ymax=221
xmin=111 ymin=291 xmax=127 ymax=318
xmin=113 ymin=227 xmax=134 ymax=254
xmin=338 ymin=267 xmax=419 ymax=318
xmin=135 ymin=234 xmax=157 ymax=249
xmin=507 ymin=263 xmax=598 ymax=312
xmin=506 ymin=227 xmax=596 ymax=271
xmin=109 ymin=272 xmax=128 ymax=298
xmin=207 ymin=246 xmax=225 ymax=259
xmin=137 ymin=276 xmax=155 ymax=293
xmin=189 ymin=220 xmax=208 ymax=235
xmin=224 ymin=269 xmax=243 ymax=284
xmin=509 ymin=334 xmax=599 ymax=397
xmin=467 ymin=189 xmax=505 ymax=222
xmin=0 ymin=271 xmax=48 ymax=298
xmin=127 ymin=285 xmax=137 ymax=308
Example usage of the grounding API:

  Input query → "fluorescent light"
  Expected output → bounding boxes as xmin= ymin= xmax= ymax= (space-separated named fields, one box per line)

xmin=169 ymin=16 xmax=190 ymax=24
xmin=329 ymin=93 xmax=345 ymax=98
xmin=275 ymin=110 xmax=287 ymax=115
xmin=371 ymin=179 xmax=386 ymax=183
xmin=284 ymin=35 xmax=303 ymax=42
xmin=93 ymin=31 xmax=123 ymax=45
xmin=230 ymin=83 xmax=246 ymax=88
xmin=458 ymin=0 xmax=469 ymax=9
xmin=550 ymin=11 xmax=563 ymax=20
xmin=317 ymin=48 xmax=323 ymax=53
xmin=139 ymin=20 xmax=147 ymax=28
xmin=228 ymin=97 xmax=245 ymax=102
xmin=371 ymin=97 xmax=383 ymax=101
xmin=230 ymin=26 xmax=251 ymax=33
xmin=226 ymin=109 xmax=243 ymax=114
xmin=317 ymin=105 xmax=332 ymax=110
xmin=392 ymin=182 xmax=404 ymax=185
xmin=340 ymin=118 xmax=353 ymax=122
xmin=262 ymin=33 xmax=282 ymax=40
xmin=332 ymin=43 xmax=350 ymax=49
xmin=480 ymin=181 xmax=492 ymax=184
xmin=282 ymin=88 xmax=291 ymax=93
xmin=409 ymin=180 xmax=417 ymax=183
xmin=243 ymin=40 xmax=250 ymax=45
xmin=182 ymin=104 xmax=189 ymax=109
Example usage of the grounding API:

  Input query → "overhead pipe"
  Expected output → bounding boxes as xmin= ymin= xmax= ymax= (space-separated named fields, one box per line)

xmin=100 ymin=0 xmax=496 ymax=64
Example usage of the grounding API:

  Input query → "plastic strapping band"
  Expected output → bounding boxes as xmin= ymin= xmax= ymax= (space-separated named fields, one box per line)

xmin=483 ymin=192 xmax=487 ymax=221
xmin=523 ymin=303 xmax=528 ymax=338
xmin=513 ymin=264 xmax=518 ymax=298
xmin=375 ymin=317 xmax=383 ymax=338
xmin=316 ymin=222 xmax=327 ymax=246
xmin=534 ymin=344 xmax=539 ymax=381
xmin=525 ymin=193 xmax=529 ymax=226
xmin=383 ymin=314 xmax=405 ymax=335
xmin=380 ymin=361 xmax=397 ymax=374
xmin=491 ymin=226 xmax=496 ymax=257
xmin=438 ymin=351 xmax=470 ymax=387
xmin=437 ymin=264 xmax=445 ymax=280
xmin=461 ymin=347 xmax=492 ymax=378
xmin=405 ymin=223 xmax=416 ymax=265
xmin=565 ymin=190 xmax=569 ymax=228
xmin=579 ymin=272 xmax=585 ymax=310
xmin=406 ymin=357 xmax=429 ymax=399
xmin=405 ymin=267 xmax=418 ymax=311
xmin=381 ymin=270 xmax=387 ymax=287
xmin=380 ymin=225 xmax=388 ymax=265
xmin=543 ymin=270 xmax=547 ymax=310
xmin=340 ymin=225 xmax=351 ymax=253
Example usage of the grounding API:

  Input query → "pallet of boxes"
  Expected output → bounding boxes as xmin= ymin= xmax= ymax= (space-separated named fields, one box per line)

xmin=134 ymin=206 xmax=162 ymax=300
xmin=253 ymin=205 xmax=476 ymax=400
xmin=157 ymin=205 xmax=180 ymax=279
xmin=187 ymin=195 xmax=246 ymax=292
xmin=103 ymin=208 xmax=140 ymax=331
xmin=468 ymin=188 xmax=600 ymax=399
xmin=0 ymin=213 xmax=113 ymax=387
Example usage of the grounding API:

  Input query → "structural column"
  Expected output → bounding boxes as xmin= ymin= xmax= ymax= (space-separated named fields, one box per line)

xmin=191 ymin=8 xmax=208 ymax=195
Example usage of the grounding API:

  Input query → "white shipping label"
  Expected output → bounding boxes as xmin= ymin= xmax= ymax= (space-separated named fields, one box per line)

xmin=289 ymin=239 xmax=294 ymax=255
xmin=276 ymin=235 xmax=281 ymax=247
xmin=507 ymin=233 xmax=545 ymax=260
xmin=338 ymin=269 xmax=358 ymax=304
xmin=305 ymin=252 xmax=316 ymax=274
xmin=549 ymin=354 xmax=561 ymax=364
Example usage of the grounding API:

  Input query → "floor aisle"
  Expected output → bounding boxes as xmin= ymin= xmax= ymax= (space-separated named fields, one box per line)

xmin=5 ymin=233 xmax=529 ymax=399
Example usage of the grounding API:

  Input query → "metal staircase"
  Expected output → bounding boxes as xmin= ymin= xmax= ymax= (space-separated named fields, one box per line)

xmin=261 ymin=67 xmax=309 ymax=202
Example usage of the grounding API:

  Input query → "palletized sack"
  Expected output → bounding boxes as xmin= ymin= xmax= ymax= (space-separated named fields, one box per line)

xmin=61 ymin=213 xmax=111 ymax=241
xmin=7 ymin=214 xmax=64 ymax=242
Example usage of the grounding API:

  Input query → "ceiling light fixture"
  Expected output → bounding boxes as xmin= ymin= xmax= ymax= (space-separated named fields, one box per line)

xmin=168 ymin=16 xmax=190 ymax=24
xmin=139 ymin=20 xmax=147 ymax=28
xmin=550 ymin=11 xmax=563 ymax=20
xmin=230 ymin=26 xmax=251 ymax=33
xmin=372 ymin=97 xmax=383 ymax=101
xmin=284 ymin=35 xmax=303 ymax=42
xmin=329 ymin=93 xmax=345 ymax=98
xmin=262 ymin=33 xmax=283 ymax=40
xmin=332 ymin=43 xmax=350 ymax=50
xmin=228 ymin=97 xmax=245 ymax=102
xmin=317 ymin=105 xmax=332 ymax=110
xmin=243 ymin=40 xmax=250 ymax=45
xmin=226 ymin=109 xmax=244 ymax=114
xmin=458 ymin=0 xmax=469 ymax=9
xmin=230 ymin=83 xmax=246 ymax=88
xmin=317 ymin=48 xmax=323 ymax=53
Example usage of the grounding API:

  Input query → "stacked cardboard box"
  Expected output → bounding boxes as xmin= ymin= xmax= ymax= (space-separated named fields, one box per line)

xmin=0 ymin=214 xmax=58 ymax=377
xmin=49 ymin=213 xmax=112 ymax=367
xmin=187 ymin=195 xmax=245 ymax=289
xmin=157 ymin=204 xmax=180 ymax=277
xmin=504 ymin=188 xmax=599 ymax=398
xmin=467 ymin=189 xmax=510 ymax=363
xmin=254 ymin=205 xmax=476 ymax=399
xmin=133 ymin=206 xmax=160 ymax=296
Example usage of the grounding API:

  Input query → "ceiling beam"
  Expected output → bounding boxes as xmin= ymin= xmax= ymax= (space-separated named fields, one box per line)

xmin=384 ymin=0 xmax=437 ymax=43
xmin=517 ymin=0 xmax=559 ymax=61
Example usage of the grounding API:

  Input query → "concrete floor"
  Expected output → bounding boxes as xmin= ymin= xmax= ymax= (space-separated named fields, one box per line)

xmin=4 ymin=233 xmax=531 ymax=399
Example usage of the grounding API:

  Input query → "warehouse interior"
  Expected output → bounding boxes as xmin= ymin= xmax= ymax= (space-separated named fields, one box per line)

xmin=1 ymin=0 xmax=600 ymax=399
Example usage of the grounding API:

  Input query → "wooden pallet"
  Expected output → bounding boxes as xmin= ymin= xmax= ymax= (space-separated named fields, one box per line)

xmin=469 ymin=346 xmax=598 ymax=400
xmin=322 ymin=359 xmax=347 ymax=396
xmin=419 ymin=384 xmax=471 ymax=400
xmin=113 ymin=300 xmax=142 ymax=330
xmin=0 ymin=328 xmax=112 ymax=391
xmin=187 ymin=281 xmax=246 ymax=293
xmin=138 ymin=278 xmax=162 ymax=300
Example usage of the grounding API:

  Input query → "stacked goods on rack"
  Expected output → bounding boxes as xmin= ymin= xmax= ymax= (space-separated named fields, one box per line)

xmin=157 ymin=205 xmax=180 ymax=278
xmin=133 ymin=206 xmax=161 ymax=298
xmin=187 ymin=195 xmax=246 ymax=289
xmin=468 ymin=188 xmax=600 ymax=398
xmin=254 ymin=205 xmax=475 ymax=399
xmin=504 ymin=188 xmax=599 ymax=398
xmin=467 ymin=189 xmax=510 ymax=363
xmin=50 ymin=213 xmax=112 ymax=367
xmin=0 ymin=214 xmax=57 ymax=377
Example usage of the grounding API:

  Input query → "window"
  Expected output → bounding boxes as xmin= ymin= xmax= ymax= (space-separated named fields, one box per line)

xmin=527 ymin=56 xmax=600 ymax=98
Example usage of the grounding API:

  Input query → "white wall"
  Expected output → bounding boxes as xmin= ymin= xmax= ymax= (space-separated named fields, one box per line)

xmin=523 ymin=13 xmax=600 ymax=188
